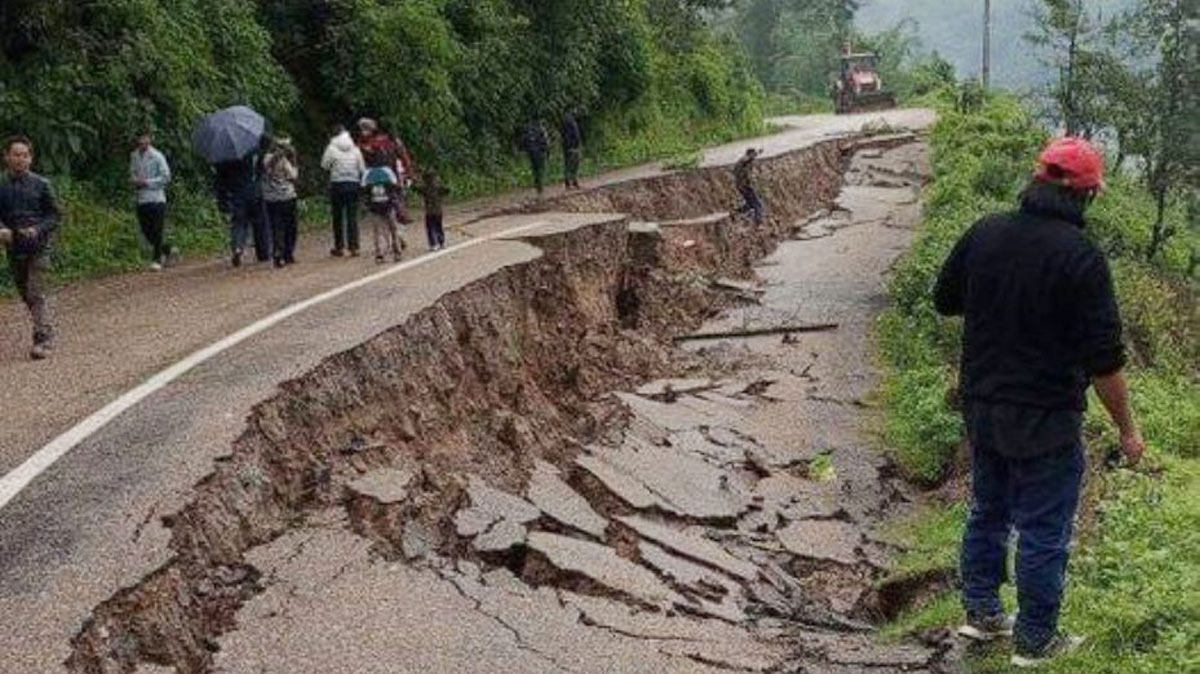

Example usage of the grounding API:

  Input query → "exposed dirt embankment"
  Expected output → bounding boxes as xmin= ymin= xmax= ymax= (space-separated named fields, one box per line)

xmin=67 ymin=140 xmax=849 ymax=673
xmin=541 ymin=146 xmax=841 ymax=224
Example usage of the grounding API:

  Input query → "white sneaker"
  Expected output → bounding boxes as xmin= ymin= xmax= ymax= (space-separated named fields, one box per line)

xmin=1011 ymin=633 xmax=1086 ymax=668
xmin=149 ymin=262 xmax=163 ymax=272
xmin=957 ymin=613 xmax=1016 ymax=641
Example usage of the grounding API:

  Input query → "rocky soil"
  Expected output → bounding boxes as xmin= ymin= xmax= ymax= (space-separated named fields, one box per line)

xmin=66 ymin=134 xmax=948 ymax=674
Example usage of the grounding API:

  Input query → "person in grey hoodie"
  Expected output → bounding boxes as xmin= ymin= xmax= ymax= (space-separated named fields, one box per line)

xmin=321 ymin=125 xmax=366 ymax=257
xmin=129 ymin=131 xmax=173 ymax=270
xmin=262 ymin=136 xmax=299 ymax=267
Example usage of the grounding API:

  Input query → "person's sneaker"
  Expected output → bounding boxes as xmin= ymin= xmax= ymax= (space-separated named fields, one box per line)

xmin=232 ymin=250 xmax=243 ymax=268
xmin=393 ymin=250 xmax=403 ymax=262
xmin=957 ymin=613 xmax=1016 ymax=641
xmin=149 ymin=261 xmax=163 ymax=272
xmin=331 ymin=248 xmax=345 ymax=258
xmin=349 ymin=249 xmax=361 ymax=258
xmin=29 ymin=343 xmax=53 ymax=360
xmin=375 ymin=254 xmax=386 ymax=264
xmin=274 ymin=258 xmax=286 ymax=269
xmin=1011 ymin=633 xmax=1086 ymax=668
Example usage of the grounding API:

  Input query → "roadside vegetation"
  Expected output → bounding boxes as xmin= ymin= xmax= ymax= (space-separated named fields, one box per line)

xmin=876 ymin=81 xmax=1199 ymax=673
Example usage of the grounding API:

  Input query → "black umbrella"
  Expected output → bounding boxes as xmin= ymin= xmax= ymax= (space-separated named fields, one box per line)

xmin=192 ymin=105 xmax=267 ymax=164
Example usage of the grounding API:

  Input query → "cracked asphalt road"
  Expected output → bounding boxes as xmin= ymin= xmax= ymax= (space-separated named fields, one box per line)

xmin=0 ymin=109 xmax=938 ymax=674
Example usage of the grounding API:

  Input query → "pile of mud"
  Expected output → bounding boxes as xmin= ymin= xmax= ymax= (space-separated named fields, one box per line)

xmin=68 ymin=136 xmax=950 ymax=674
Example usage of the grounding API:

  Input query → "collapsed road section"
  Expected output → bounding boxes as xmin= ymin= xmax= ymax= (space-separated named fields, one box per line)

xmin=52 ymin=120 xmax=942 ymax=674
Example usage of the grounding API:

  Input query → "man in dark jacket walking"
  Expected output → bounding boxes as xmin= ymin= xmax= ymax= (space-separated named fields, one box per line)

xmin=0 ymin=135 xmax=61 ymax=359
xmin=934 ymin=138 xmax=1145 ymax=668
xmin=561 ymin=109 xmax=583 ymax=190
xmin=733 ymin=148 xmax=764 ymax=225
xmin=521 ymin=120 xmax=549 ymax=197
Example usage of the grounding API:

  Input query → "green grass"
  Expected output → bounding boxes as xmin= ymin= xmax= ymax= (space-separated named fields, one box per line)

xmin=875 ymin=89 xmax=1200 ymax=672
xmin=886 ymin=457 xmax=1200 ymax=673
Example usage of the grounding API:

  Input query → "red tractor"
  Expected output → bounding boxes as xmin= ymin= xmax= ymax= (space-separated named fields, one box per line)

xmin=833 ymin=46 xmax=897 ymax=114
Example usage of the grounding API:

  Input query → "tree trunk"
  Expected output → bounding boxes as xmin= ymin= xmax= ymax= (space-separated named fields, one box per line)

xmin=1148 ymin=185 xmax=1169 ymax=261
xmin=1065 ymin=14 xmax=1079 ymax=135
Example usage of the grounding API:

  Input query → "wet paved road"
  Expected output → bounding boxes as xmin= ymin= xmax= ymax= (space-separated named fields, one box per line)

xmin=0 ymin=109 xmax=936 ymax=673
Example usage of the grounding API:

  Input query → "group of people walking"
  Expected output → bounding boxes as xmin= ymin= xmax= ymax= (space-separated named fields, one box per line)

xmin=0 ymin=109 xmax=589 ymax=361
xmin=519 ymin=110 xmax=585 ymax=197
xmin=210 ymin=134 xmax=300 ymax=269
xmin=319 ymin=118 xmax=447 ymax=262
xmin=133 ymin=115 xmax=457 ymax=273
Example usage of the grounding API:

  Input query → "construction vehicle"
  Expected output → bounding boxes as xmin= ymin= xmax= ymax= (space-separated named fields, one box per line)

xmin=832 ymin=44 xmax=897 ymax=114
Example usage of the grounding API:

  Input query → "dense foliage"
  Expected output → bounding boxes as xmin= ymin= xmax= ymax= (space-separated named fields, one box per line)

xmin=733 ymin=0 xmax=857 ymax=98
xmin=729 ymin=0 xmax=956 ymax=111
xmin=0 ymin=0 xmax=763 ymax=186
xmin=0 ymin=0 xmax=765 ymax=290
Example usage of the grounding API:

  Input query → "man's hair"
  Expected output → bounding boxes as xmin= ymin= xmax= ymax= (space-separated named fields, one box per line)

xmin=4 ymin=135 xmax=33 ymax=153
xmin=1019 ymin=180 xmax=1092 ymax=227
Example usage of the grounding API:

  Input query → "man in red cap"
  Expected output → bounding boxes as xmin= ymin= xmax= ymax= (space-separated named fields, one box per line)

xmin=934 ymin=137 xmax=1145 ymax=667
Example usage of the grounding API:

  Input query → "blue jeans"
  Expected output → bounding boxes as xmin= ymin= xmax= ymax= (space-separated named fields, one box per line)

xmin=221 ymin=185 xmax=253 ymax=254
xmin=961 ymin=430 xmax=1085 ymax=651
xmin=737 ymin=185 xmax=764 ymax=224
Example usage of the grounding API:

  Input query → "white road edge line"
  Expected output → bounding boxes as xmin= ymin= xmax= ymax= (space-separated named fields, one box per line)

xmin=0 ymin=220 xmax=553 ymax=512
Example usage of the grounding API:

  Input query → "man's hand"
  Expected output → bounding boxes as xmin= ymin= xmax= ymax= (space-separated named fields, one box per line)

xmin=1120 ymin=429 xmax=1146 ymax=467
xmin=19 ymin=227 xmax=38 ymax=240
xmin=1094 ymin=370 xmax=1145 ymax=467
xmin=0 ymin=228 xmax=12 ymax=247
xmin=134 ymin=178 xmax=149 ymax=188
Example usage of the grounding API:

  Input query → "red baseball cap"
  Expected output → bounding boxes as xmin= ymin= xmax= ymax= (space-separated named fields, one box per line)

xmin=1035 ymin=137 xmax=1106 ymax=191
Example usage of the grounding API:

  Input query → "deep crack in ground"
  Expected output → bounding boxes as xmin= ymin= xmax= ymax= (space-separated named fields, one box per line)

xmin=59 ymin=129 xmax=947 ymax=674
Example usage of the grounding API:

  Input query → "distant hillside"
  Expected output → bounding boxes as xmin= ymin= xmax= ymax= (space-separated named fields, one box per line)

xmin=855 ymin=0 xmax=1137 ymax=90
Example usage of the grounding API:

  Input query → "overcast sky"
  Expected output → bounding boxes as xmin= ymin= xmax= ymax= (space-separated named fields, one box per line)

xmin=855 ymin=0 xmax=1136 ymax=90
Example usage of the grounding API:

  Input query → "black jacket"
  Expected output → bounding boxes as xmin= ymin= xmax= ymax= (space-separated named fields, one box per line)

xmin=213 ymin=156 xmax=255 ymax=196
xmin=934 ymin=202 xmax=1126 ymax=412
xmin=562 ymin=114 xmax=582 ymax=150
xmin=733 ymin=155 xmax=755 ymax=190
xmin=0 ymin=171 xmax=61 ymax=256
xmin=521 ymin=123 xmax=548 ymax=157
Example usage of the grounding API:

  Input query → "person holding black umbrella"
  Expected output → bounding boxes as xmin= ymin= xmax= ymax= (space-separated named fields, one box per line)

xmin=192 ymin=106 xmax=269 ymax=268
xmin=212 ymin=154 xmax=256 ymax=268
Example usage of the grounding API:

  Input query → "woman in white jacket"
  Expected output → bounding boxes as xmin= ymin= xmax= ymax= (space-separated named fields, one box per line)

xmin=321 ymin=126 xmax=366 ymax=256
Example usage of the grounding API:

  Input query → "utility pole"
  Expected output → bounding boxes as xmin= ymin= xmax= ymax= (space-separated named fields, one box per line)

xmin=982 ymin=0 xmax=992 ymax=89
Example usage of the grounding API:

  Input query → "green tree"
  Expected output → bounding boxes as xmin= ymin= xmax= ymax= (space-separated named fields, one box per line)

xmin=0 ymin=0 xmax=295 ymax=179
xmin=735 ymin=0 xmax=858 ymax=96
xmin=1115 ymin=0 xmax=1198 ymax=260
xmin=1025 ymin=0 xmax=1107 ymax=136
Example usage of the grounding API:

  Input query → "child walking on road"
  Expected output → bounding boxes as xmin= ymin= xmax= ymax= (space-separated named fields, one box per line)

xmin=416 ymin=168 xmax=449 ymax=251
xmin=363 ymin=165 xmax=403 ymax=263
